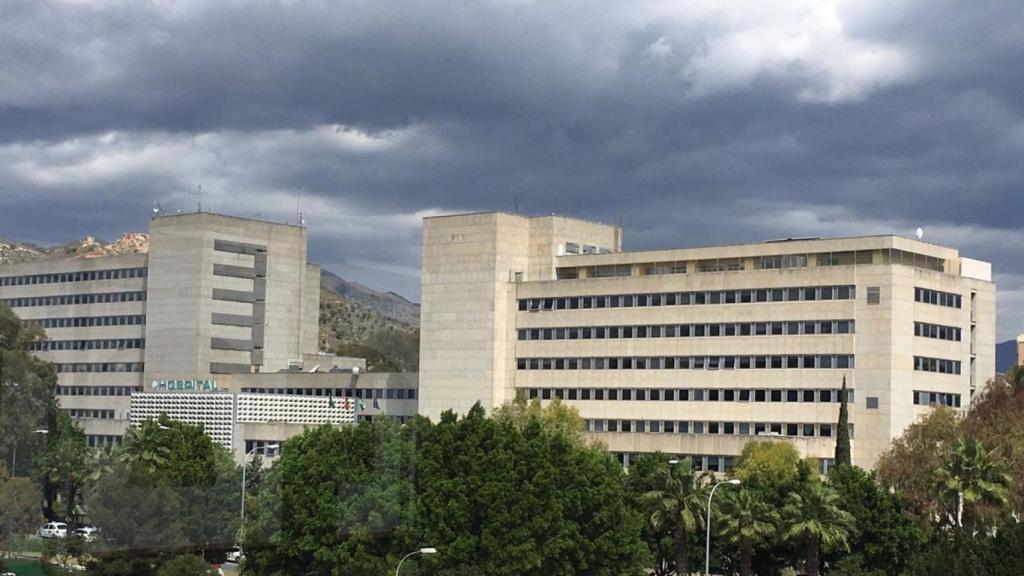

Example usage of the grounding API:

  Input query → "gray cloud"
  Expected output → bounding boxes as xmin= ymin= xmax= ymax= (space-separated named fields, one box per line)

xmin=1 ymin=0 xmax=1023 ymax=338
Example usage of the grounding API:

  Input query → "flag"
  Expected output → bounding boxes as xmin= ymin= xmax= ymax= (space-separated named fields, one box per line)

xmin=328 ymin=390 xmax=335 ymax=408
xmin=356 ymin=399 xmax=366 ymax=412
xmin=344 ymin=398 xmax=351 ymax=411
xmin=372 ymin=397 xmax=380 ymax=410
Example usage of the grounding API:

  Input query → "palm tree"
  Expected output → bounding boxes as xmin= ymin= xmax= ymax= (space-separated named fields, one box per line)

xmin=640 ymin=458 xmax=709 ymax=576
xmin=718 ymin=488 xmax=779 ymax=576
xmin=936 ymin=438 xmax=1011 ymax=528
xmin=781 ymin=482 xmax=856 ymax=576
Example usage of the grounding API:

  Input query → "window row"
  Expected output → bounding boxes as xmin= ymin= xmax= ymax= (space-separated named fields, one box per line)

xmin=66 ymin=408 xmax=115 ymax=420
xmin=519 ymin=285 xmax=856 ymax=311
xmin=24 ymin=315 xmax=146 ymax=328
xmin=0 ymin=267 xmax=146 ymax=287
xmin=913 ymin=356 xmax=962 ymax=375
xmin=3 ymin=291 xmax=146 ymax=308
xmin=913 ymin=390 xmax=962 ymax=407
xmin=518 ymin=319 xmax=855 ymax=341
xmin=86 ymin=434 xmax=123 ymax=448
xmin=913 ymin=321 xmax=962 ymax=342
xmin=57 ymin=385 xmax=142 ymax=396
xmin=585 ymin=418 xmax=849 ymax=438
xmin=30 ymin=338 xmax=145 ymax=352
xmin=527 ymin=387 xmax=850 ymax=403
xmin=517 ymin=354 xmax=855 ymax=371
xmin=54 ymin=362 xmax=144 ymax=373
xmin=915 ymin=287 xmax=962 ymax=309
xmin=239 ymin=387 xmax=417 ymax=400
xmin=618 ymin=453 xmax=739 ymax=472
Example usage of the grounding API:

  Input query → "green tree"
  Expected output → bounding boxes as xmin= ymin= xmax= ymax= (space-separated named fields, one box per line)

xmin=35 ymin=411 xmax=88 ymax=525
xmin=154 ymin=554 xmax=218 ymax=576
xmin=718 ymin=488 xmax=779 ymax=576
xmin=827 ymin=465 xmax=925 ymax=573
xmin=86 ymin=418 xmax=240 ymax=575
xmin=733 ymin=440 xmax=805 ymax=500
xmin=0 ymin=302 xmax=57 ymax=478
xmin=781 ymin=481 xmax=856 ymax=576
xmin=640 ymin=458 xmax=708 ymax=576
xmin=0 ymin=474 xmax=45 ymax=554
xmin=835 ymin=376 xmax=851 ymax=466
xmin=244 ymin=451 xmax=264 ymax=493
xmin=624 ymin=453 xmax=677 ymax=576
xmin=1003 ymin=364 xmax=1024 ymax=396
xmin=244 ymin=404 xmax=648 ymax=576
xmin=936 ymin=438 xmax=1011 ymax=529
xmin=876 ymin=407 xmax=960 ymax=524
xmin=960 ymin=377 xmax=1024 ymax=515
xmin=492 ymin=394 xmax=585 ymax=445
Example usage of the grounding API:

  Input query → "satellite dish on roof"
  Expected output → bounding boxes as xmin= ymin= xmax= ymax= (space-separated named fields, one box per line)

xmin=915 ymin=227 xmax=924 ymax=240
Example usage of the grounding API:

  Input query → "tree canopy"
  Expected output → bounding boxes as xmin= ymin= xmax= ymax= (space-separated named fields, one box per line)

xmin=243 ymin=403 xmax=648 ymax=576
xmin=86 ymin=418 xmax=240 ymax=576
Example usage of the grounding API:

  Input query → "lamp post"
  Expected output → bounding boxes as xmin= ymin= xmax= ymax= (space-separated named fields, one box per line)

xmin=241 ymin=444 xmax=278 ymax=520
xmin=11 ymin=429 xmax=48 ymax=477
xmin=158 ymin=424 xmax=185 ymax=442
xmin=237 ymin=444 xmax=278 ymax=562
xmin=706 ymin=479 xmax=740 ymax=576
xmin=396 ymin=547 xmax=437 ymax=576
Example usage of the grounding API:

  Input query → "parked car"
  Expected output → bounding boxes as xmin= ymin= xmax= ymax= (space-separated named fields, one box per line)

xmin=72 ymin=526 xmax=98 ymax=542
xmin=225 ymin=547 xmax=242 ymax=563
xmin=38 ymin=522 xmax=68 ymax=539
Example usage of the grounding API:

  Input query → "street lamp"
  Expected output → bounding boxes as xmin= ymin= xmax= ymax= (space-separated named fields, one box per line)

xmin=158 ymin=424 xmax=185 ymax=440
xmin=237 ymin=444 xmax=278 ymax=561
xmin=240 ymin=444 xmax=279 ymax=520
xmin=706 ymin=479 xmax=740 ymax=576
xmin=396 ymin=547 xmax=437 ymax=576
xmin=11 ymin=429 xmax=48 ymax=477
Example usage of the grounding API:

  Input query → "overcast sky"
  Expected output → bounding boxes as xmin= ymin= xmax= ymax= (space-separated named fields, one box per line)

xmin=2 ymin=0 xmax=1023 ymax=339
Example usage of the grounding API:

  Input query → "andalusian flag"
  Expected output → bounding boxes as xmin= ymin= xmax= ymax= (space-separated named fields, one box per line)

xmin=356 ymin=399 xmax=366 ymax=412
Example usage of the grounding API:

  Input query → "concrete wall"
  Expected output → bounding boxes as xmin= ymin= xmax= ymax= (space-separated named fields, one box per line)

xmin=418 ymin=212 xmax=996 ymax=469
xmin=418 ymin=212 xmax=621 ymax=421
xmin=0 ymin=254 xmax=148 ymax=442
xmin=144 ymin=212 xmax=316 ymax=380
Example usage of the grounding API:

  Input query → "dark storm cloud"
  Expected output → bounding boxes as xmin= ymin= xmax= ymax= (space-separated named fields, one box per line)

xmin=1 ymin=0 xmax=1024 ymax=337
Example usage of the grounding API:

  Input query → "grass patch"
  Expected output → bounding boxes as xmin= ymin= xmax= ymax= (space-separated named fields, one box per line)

xmin=2 ymin=558 xmax=44 ymax=576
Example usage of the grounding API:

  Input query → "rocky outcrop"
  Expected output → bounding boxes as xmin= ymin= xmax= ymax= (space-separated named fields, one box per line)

xmin=0 ymin=233 xmax=149 ymax=264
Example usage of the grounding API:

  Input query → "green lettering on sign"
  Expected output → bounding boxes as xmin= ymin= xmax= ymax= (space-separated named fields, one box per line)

xmin=150 ymin=379 xmax=219 ymax=392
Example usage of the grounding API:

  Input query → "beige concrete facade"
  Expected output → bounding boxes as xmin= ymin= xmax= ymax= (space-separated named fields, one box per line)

xmin=419 ymin=212 xmax=620 ymax=419
xmin=145 ymin=212 xmax=319 ymax=380
xmin=419 ymin=212 xmax=995 ymax=470
xmin=0 ymin=212 xmax=323 ymax=445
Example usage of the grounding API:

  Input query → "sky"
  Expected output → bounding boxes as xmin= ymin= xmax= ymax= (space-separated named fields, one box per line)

xmin=1 ymin=0 xmax=1023 ymax=340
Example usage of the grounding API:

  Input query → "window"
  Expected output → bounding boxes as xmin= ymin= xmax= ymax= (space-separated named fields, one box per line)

xmin=866 ymin=397 xmax=879 ymax=409
xmin=915 ymin=287 xmax=961 ymax=308
xmin=867 ymin=287 xmax=881 ymax=305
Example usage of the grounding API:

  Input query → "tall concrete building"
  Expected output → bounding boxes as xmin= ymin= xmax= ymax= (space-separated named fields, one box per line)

xmin=419 ymin=212 xmax=995 ymax=469
xmin=0 ymin=212 xmax=323 ymax=449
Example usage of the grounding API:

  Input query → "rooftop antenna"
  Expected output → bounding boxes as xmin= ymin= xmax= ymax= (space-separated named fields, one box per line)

xmin=189 ymin=185 xmax=204 ymax=213
xmin=296 ymin=187 xmax=306 ymax=226
xmin=915 ymin=227 xmax=924 ymax=240
xmin=152 ymin=201 xmax=163 ymax=216
xmin=513 ymin=196 xmax=519 ymax=214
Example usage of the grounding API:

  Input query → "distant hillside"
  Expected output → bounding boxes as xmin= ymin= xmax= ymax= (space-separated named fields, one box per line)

xmin=320 ymin=269 xmax=419 ymax=326
xmin=318 ymin=288 xmax=419 ymax=372
xmin=0 ymin=234 xmax=149 ymax=264
xmin=997 ymin=339 xmax=1018 ymax=374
